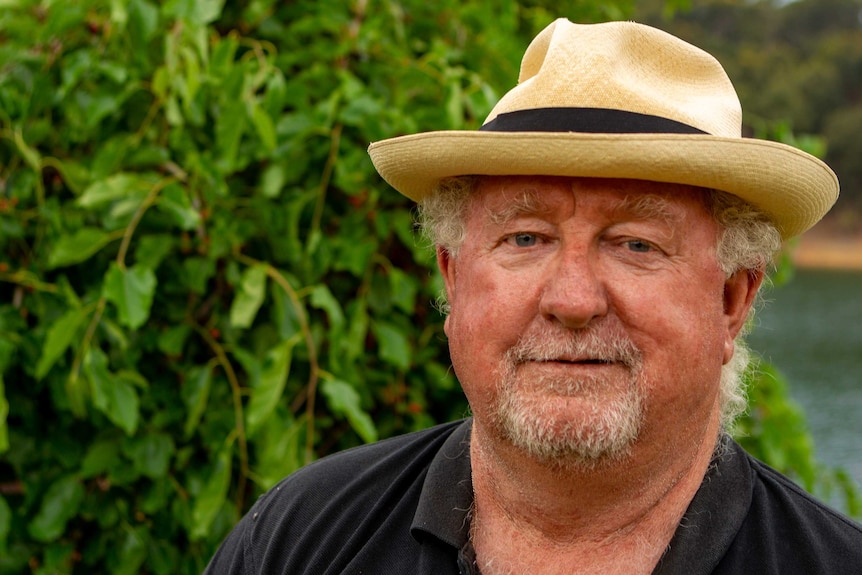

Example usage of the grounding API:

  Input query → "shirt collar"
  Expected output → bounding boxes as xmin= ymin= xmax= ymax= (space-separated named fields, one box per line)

xmin=410 ymin=422 xmax=753 ymax=575
xmin=411 ymin=418 xmax=474 ymax=549
xmin=653 ymin=436 xmax=753 ymax=574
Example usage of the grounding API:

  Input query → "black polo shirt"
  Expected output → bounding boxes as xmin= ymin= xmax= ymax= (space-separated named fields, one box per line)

xmin=203 ymin=419 xmax=862 ymax=574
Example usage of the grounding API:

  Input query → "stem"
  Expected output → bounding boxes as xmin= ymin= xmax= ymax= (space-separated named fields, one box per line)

xmin=308 ymin=123 xmax=343 ymax=247
xmin=67 ymin=298 xmax=107 ymax=416
xmin=192 ymin=322 xmax=250 ymax=512
xmin=116 ymin=177 xmax=176 ymax=271
xmin=236 ymin=253 xmax=320 ymax=465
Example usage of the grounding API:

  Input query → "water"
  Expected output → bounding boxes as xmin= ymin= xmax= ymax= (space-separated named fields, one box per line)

xmin=748 ymin=268 xmax=862 ymax=489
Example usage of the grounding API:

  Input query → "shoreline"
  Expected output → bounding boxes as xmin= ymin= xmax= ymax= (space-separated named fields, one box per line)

xmin=791 ymin=234 xmax=862 ymax=271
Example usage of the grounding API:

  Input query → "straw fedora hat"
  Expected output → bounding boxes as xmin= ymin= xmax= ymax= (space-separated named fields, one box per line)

xmin=367 ymin=19 xmax=838 ymax=240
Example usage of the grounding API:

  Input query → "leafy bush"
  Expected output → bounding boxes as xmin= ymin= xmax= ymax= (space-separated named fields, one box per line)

xmin=0 ymin=1 xmax=855 ymax=573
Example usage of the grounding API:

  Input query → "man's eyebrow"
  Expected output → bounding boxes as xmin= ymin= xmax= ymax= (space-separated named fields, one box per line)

xmin=613 ymin=194 xmax=682 ymax=226
xmin=484 ymin=189 xmax=551 ymax=224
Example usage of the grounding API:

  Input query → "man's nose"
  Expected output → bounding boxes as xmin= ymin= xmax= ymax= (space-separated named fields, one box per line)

xmin=538 ymin=248 xmax=609 ymax=329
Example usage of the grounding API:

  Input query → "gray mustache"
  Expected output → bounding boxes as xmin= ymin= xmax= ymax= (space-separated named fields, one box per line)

xmin=507 ymin=324 xmax=642 ymax=369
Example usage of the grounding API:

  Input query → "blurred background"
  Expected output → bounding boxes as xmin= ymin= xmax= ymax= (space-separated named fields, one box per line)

xmin=1 ymin=0 xmax=860 ymax=572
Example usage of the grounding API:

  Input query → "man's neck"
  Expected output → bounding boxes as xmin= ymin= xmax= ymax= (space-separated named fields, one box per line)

xmin=468 ymin=419 xmax=722 ymax=574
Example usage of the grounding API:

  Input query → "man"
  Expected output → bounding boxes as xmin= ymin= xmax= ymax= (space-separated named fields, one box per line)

xmin=205 ymin=19 xmax=862 ymax=574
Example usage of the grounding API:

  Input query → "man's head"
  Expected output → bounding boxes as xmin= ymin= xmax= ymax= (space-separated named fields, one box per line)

xmin=367 ymin=19 xmax=838 ymax=467
xmin=430 ymin=176 xmax=772 ymax=467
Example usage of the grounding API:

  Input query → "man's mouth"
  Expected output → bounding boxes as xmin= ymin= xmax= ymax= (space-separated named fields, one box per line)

xmin=532 ymin=358 xmax=616 ymax=365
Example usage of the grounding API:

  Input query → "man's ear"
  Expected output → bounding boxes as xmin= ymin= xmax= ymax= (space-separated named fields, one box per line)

xmin=722 ymin=268 xmax=765 ymax=364
xmin=437 ymin=246 xmax=456 ymax=332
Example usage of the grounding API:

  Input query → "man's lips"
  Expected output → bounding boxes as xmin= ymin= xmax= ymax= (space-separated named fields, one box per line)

xmin=525 ymin=358 xmax=617 ymax=365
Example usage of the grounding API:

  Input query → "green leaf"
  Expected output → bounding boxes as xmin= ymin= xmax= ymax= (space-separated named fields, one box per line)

xmin=35 ymin=307 xmax=88 ymax=379
xmin=0 ymin=377 xmax=8 ymax=454
xmin=80 ymin=436 xmax=122 ymax=478
xmin=321 ymin=378 xmax=378 ymax=443
xmin=246 ymin=338 xmax=298 ymax=436
xmin=157 ymin=183 xmax=202 ymax=230
xmin=27 ymin=475 xmax=84 ymax=543
xmin=164 ymin=0 xmax=226 ymax=25
xmin=53 ymin=159 xmax=91 ymax=195
xmin=12 ymin=128 xmax=40 ymax=171
xmin=157 ymin=324 xmax=191 ymax=356
xmin=182 ymin=365 xmax=213 ymax=437
xmin=125 ymin=432 xmax=175 ymax=479
xmin=0 ymin=494 xmax=10 ymax=554
xmin=181 ymin=257 xmax=215 ymax=294
xmin=253 ymin=412 xmax=305 ymax=490
xmin=371 ymin=320 xmax=412 ymax=370
xmin=127 ymin=0 xmax=160 ymax=43
xmin=47 ymin=228 xmax=113 ymax=269
xmin=215 ymin=99 xmax=246 ymax=174
xmin=389 ymin=268 xmax=419 ymax=314
xmin=229 ymin=264 xmax=268 ymax=328
xmin=309 ymin=284 xmax=345 ymax=332
xmin=85 ymin=348 xmax=140 ymax=435
xmin=259 ymin=163 xmax=286 ymax=199
xmin=134 ymin=234 xmax=174 ymax=269
xmin=107 ymin=527 xmax=147 ymax=575
xmin=250 ymin=101 xmax=277 ymax=151
xmin=103 ymin=262 xmax=157 ymax=330
xmin=191 ymin=448 xmax=231 ymax=541
xmin=76 ymin=173 xmax=148 ymax=208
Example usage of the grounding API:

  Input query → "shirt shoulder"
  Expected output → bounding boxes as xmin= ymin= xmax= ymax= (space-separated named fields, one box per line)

xmin=717 ymin=448 xmax=862 ymax=574
xmin=203 ymin=419 xmax=470 ymax=575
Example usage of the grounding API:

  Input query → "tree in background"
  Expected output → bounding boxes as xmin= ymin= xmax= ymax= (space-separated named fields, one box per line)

xmin=637 ymin=0 xmax=862 ymax=214
xmin=0 ymin=1 xmax=856 ymax=573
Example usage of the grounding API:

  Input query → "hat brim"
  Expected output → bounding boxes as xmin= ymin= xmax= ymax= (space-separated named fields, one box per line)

xmin=368 ymin=131 xmax=839 ymax=240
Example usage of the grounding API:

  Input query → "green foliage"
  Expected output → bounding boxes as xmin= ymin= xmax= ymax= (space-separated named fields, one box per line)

xmin=0 ymin=0 xmax=654 ymax=571
xmin=0 ymin=0 xmax=856 ymax=572
xmin=736 ymin=360 xmax=861 ymax=517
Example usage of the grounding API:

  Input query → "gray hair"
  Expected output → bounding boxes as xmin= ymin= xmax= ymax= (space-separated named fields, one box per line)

xmin=417 ymin=176 xmax=782 ymax=429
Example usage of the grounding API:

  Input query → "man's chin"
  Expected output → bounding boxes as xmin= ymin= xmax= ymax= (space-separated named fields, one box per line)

xmin=493 ymin=401 xmax=643 ymax=470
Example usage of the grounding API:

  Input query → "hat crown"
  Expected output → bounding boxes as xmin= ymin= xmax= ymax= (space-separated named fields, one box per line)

xmin=485 ymin=20 xmax=742 ymax=138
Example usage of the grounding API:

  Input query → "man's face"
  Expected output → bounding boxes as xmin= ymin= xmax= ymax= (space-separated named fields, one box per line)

xmin=438 ymin=176 xmax=754 ymax=467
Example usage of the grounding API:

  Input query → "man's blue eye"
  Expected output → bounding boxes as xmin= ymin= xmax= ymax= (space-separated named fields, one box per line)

xmin=513 ymin=233 xmax=538 ymax=247
xmin=627 ymin=240 xmax=652 ymax=253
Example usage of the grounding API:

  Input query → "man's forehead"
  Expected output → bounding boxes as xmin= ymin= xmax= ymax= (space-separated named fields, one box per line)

xmin=472 ymin=176 xmax=709 ymax=222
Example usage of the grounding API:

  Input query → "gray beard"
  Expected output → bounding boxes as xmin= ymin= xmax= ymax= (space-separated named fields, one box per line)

xmin=492 ymin=320 xmax=646 ymax=470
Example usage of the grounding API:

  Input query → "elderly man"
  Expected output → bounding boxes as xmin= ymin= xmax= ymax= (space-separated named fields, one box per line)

xmin=204 ymin=19 xmax=862 ymax=574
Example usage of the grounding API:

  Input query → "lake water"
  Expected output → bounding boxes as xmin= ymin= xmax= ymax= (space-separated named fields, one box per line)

xmin=748 ymin=268 xmax=862 ymax=489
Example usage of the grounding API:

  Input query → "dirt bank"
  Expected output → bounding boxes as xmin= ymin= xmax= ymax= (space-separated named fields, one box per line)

xmin=791 ymin=221 xmax=862 ymax=271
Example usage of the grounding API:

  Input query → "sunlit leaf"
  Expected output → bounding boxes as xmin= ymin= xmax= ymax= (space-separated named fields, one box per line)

xmin=321 ymin=378 xmax=378 ymax=443
xmin=229 ymin=264 xmax=268 ymax=328
xmin=47 ymin=228 xmax=113 ymax=269
xmin=76 ymin=173 xmax=148 ymax=208
xmin=35 ymin=307 xmax=88 ymax=379
xmin=103 ymin=263 xmax=157 ymax=330
xmin=309 ymin=284 xmax=344 ymax=331
xmin=181 ymin=365 xmax=212 ymax=438
xmin=85 ymin=348 xmax=140 ymax=436
xmin=190 ymin=448 xmax=231 ymax=540
xmin=371 ymin=320 xmax=412 ymax=371
xmin=250 ymin=101 xmax=277 ymax=151
xmin=253 ymin=412 xmax=305 ymax=490
xmin=246 ymin=338 xmax=297 ymax=436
